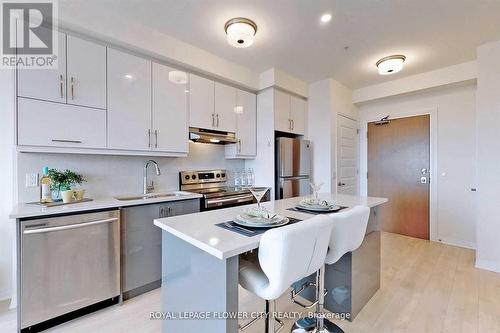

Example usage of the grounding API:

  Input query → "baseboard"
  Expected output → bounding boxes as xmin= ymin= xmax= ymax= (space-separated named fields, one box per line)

xmin=436 ymin=237 xmax=476 ymax=250
xmin=475 ymin=259 xmax=500 ymax=273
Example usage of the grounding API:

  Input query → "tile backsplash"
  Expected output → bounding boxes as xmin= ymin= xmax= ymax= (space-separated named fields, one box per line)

xmin=16 ymin=142 xmax=244 ymax=203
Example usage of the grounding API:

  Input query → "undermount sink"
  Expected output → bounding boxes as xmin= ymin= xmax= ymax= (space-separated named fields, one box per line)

xmin=114 ymin=192 xmax=191 ymax=201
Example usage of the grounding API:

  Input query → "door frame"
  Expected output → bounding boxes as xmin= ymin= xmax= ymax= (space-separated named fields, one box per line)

xmin=360 ymin=107 xmax=438 ymax=242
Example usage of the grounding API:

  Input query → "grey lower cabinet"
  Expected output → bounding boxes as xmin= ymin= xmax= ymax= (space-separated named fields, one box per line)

xmin=121 ymin=199 xmax=200 ymax=300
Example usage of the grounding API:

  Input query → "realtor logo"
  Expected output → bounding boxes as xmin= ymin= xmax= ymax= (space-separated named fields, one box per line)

xmin=1 ymin=0 xmax=58 ymax=68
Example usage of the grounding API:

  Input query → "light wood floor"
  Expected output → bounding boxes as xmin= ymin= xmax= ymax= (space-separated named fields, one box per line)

xmin=1 ymin=232 xmax=499 ymax=333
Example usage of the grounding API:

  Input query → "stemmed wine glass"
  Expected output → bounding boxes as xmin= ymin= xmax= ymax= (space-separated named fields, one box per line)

xmin=249 ymin=186 xmax=270 ymax=211
xmin=309 ymin=182 xmax=324 ymax=201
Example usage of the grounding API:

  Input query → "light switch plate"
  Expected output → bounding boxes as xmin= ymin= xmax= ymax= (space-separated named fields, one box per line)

xmin=25 ymin=173 xmax=39 ymax=187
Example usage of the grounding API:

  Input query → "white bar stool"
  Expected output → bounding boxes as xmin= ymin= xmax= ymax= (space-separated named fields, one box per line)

xmin=291 ymin=205 xmax=371 ymax=333
xmin=238 ymin=215 xmax=334 ymax=333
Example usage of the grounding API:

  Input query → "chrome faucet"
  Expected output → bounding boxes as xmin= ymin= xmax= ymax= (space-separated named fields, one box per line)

xmin=143 ymin=160 xmax=161 ymax=195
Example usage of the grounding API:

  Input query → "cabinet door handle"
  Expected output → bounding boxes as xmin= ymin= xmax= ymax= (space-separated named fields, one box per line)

xmin=70 ymin=77 xmax=75 ymax=100
xmin=59 ymin=74 xmax=64 ymax=98
xmin=154 ymin=130 xmax=158 ymax=148
xmin=238 ymin=139 xmax=242 ymax=153
xmin=291 ymin=119 xmax=294 ymax=130
xmin=52 ymin=139 xmax=82 ymax=144
xmin=289 ymin=119 xmax=292 ymax=130
xmin=216 ymin=114 xmax=220 ymax=127
xmin=148 ymin=129 xmax=151 ymax=148
xmin=212 ymin=113 xmax=215 ymax=127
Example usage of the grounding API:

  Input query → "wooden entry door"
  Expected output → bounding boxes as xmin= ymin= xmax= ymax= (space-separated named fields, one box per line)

xmin=368 ymin=115 xmax=430 ymax=239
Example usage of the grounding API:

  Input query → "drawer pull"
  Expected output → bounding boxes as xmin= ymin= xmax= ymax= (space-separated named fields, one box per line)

xmin=52 ymin=139 xmax=83 ymax=144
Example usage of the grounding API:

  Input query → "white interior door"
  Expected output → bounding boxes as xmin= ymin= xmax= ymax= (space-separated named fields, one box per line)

xmin=337 ymin=115 xmax=359 ymax=195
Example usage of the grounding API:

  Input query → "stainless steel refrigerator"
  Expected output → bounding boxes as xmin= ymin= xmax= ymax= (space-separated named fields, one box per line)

xmin=275 ymin=137 xmax=311 ymax=199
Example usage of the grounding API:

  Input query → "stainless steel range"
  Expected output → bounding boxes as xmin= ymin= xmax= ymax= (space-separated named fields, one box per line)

xmin=180 ymin=169 xmax=265 ymax=210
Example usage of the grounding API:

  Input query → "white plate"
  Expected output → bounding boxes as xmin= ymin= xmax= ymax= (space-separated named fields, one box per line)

xmin=233 ymin=215 xmax=290 ymax=228
xmin=296 ymin=204 xmax=341 ymax=212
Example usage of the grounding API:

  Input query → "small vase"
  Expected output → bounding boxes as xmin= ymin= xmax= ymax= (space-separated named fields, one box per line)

xmin=61 ymin=190 xmax=74 ymax=204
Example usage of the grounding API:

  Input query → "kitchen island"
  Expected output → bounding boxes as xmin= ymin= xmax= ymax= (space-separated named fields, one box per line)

xmin=154 ymin=194 xmax=387 ymax=333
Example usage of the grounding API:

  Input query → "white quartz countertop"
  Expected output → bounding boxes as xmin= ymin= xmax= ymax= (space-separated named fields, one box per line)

xmin=154 ymin=194 xmax=388 ymax=260
xmin=9 ymin=191 xmax=203 ymax=219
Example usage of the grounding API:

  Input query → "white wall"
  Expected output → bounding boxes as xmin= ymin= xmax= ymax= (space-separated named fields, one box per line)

xmin=353 ymin=61 xmax=478 ymax=103
xmin=358 ymin=82 xmax=477 ymax=249
xmin=475 ymin=40 xmax=500 ymax=273
xmin=0 ymin=69 xmax=15 ymax=303
xmin=16 ymin=144 xmax=244 ymax=203
xmin=307 ymin=79 xmax=358 ymax=193
xmin=245 ymin=89 xmax=276 ymax=199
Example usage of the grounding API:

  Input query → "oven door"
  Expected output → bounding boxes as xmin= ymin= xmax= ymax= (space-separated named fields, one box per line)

xmin=204 ymin=193 xmax=255 ymax=210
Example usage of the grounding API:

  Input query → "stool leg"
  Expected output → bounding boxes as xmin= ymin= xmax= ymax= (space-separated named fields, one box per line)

xmin=316 ymin=265 xmax=344 ymax=333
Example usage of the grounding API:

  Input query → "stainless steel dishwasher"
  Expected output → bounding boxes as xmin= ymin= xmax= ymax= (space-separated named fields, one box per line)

xmin=19 ymin=210 xmax=120 ymax=331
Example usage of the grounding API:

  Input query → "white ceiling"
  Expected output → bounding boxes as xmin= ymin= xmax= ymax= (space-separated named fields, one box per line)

xmin=61 ymin=0 xmax=500 ymax=89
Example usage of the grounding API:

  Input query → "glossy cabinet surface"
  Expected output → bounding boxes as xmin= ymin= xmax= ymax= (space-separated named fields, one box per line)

xmin=275 ymin=89 xmax=292 ymax=132
xmin=274 ymin=89 xmax=307 ymax=135
xmin=66 ymin=35 xmax=106 ymax=109
xmin=214 ymin=82 xmax=237 ymax=132
xmin=17 ymin=31 xmax=67 ymax=103
xmin=17 ymin=98 xmax=106 ymax=149
xmin=290 ymin=95 xmax=306 ymax=135
xmin=107 ymin=48 xmax=152 ymax=151
xmin=152 ymin=63 xmax=189 ymax=153
xmin=189 ymin=74 xmax=215 ymax=129
xmin=226 ymin=89 xmax=257 ymax=158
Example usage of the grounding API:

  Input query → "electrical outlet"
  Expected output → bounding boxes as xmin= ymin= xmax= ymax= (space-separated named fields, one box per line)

xmin=25 ymin=173 xmax=39 ymax=187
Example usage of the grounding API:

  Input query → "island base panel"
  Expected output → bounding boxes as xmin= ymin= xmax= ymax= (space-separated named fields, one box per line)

xmin=161 ymin=232 xmax=239 ymax=333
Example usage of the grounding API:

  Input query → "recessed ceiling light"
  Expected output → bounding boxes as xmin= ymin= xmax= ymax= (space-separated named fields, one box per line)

xmin=376 ymin=55 xmax=406 ymax=75
xmin=224 ymin=17 xmax=257 ymax=48
xmin=320 ymin=13 xmax=332 ymax=23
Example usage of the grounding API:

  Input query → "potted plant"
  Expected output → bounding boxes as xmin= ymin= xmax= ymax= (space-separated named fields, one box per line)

xmin=48 ymin=169 xmax=86 ymax=202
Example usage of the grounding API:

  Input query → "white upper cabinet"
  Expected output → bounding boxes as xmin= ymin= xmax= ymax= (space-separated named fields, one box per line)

xmin=290 ymin=95 xmax=306 ymax=135
xmin=214 ymin=82 xmax=237 ymax=132
xmin=18 ymin=98 xmax=106 ymax=149
xmin=17 ymin=31 xmax=67 ymax=103
xmin=66 ymin=35 xmax=106 ymax=109
xmin=226 ymin=89 xmax=257 ymax=158
xmin=274 ymin=89 xmax=307 ymax=135
xmin=275 ymin=89 xmax=292 ymax=132
xmin=107 ymin=48 xmax=152 ymax=151
xmin=189 ymin=74 xmax=215 ymax=129
xmin=152 ymin=62 xmax=189 ymax=153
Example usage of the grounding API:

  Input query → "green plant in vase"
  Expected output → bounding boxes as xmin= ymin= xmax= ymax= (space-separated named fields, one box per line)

xmin=48 ymin=169 xmax=86 ymax=201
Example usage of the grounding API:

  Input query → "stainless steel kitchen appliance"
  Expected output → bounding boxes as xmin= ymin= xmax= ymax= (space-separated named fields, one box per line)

xmin=180 ymin=169 xmax=267 ymax=210
xmin=275 ymin=137 xmax=311 ymax=199
xmin=19 ymin=210 xmax=120 ymax=331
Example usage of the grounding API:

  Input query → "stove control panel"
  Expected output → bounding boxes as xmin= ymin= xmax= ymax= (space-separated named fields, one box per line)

xmin=180 ymin=170 xmax=227 ymax=185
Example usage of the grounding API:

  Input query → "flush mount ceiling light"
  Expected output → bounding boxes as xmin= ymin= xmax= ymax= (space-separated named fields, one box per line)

xmin=168 ymin=71 xmax=188 ymax=84
xmin=224 ymin=17 xmax=257 ymax=48
xmin=376 ymin=55 xmax=406 ymax=75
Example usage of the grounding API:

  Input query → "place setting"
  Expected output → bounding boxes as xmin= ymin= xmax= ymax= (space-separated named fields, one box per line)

xmin=217 ymin=186 xmax=301 ymax=237
xmin=288 ymin=182 xmax=347 ymax=215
